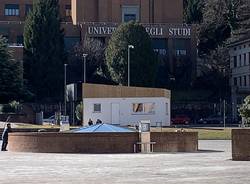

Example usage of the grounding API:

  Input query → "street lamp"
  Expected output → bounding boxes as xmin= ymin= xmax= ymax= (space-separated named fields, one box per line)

xmin=64 ymin=64 xmax=68 ymax=116
xmin=128 ymin=45 xmax=134 ymax=87
xmin=82 ymin=54 xmax=88 ymax=83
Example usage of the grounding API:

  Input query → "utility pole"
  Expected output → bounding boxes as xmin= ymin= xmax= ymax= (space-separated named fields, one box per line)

xmin=223 ymin=99 xmax=226 ymax=128
xmin=64 ymin=64 xmax=67 ymax=116
xmin=82 ymin=54 xmax=88 ymax=83
xmin=128 ymin=45 xmax=134 ymax=86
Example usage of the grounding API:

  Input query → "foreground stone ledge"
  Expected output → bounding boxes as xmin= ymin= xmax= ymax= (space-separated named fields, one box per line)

xmin=8 ymin=131 xmax=198 ymax=154
xmin=232 ymin=129 xmax=250 ymax=161
xmin=151 ymin=132 xmax=198 ymax=152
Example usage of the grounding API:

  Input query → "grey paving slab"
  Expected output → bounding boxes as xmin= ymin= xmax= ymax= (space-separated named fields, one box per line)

xmin=0 ymin=140 xmax=250 ymax=184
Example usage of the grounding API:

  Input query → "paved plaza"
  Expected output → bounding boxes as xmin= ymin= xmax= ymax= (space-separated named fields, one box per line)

xmin=0 ymin=140 xmax=250 ymax=184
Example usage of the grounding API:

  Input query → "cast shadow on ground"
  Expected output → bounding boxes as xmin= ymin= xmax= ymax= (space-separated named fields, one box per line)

xmin=197 ymin=149 xmax=224 ymax=153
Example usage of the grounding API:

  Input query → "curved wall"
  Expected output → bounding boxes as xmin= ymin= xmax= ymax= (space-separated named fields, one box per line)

xmin=8 ymin=132 xmax=139 ymax=153
xmin=8 ymin=131 xmax=198 ymax=153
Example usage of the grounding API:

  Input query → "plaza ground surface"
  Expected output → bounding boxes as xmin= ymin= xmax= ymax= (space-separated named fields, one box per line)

xmin=0 ymin=140 xmax=250 ymax=184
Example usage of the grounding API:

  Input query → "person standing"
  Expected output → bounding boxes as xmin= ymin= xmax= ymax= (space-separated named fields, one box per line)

xmin=88 ymin=119 xmax=93 ymax=126
xmin=1 ymin=123 xmax=12 ymax=151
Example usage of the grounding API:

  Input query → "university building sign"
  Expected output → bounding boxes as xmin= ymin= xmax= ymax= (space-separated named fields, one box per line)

xmin=86 ymin=23 xmax=192 ymax=38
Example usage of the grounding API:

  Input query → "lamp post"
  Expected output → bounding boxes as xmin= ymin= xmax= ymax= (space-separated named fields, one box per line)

xmin=64 ymin=64 xmax=67 ymax=116
xmin=82 ymin=54 xmax=88 ymax=83
xmin=128 ymin=45 xmax=134 ymax=87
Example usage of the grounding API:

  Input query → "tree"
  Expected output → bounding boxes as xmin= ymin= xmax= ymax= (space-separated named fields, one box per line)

xmin=228 ymin=0 xmax=250 ymax=39
xmin=23 ymin=0 xmax=66 ymax=102
xmin=199 ymin=0 xmax=250 ymax=55
xmin=0 ymin=36 xmax=23 ymax=103
xmin=184 ymin=0 xmax=204 ymax=24
xmin=67 ymin=36 xmax=108 ymax=83
xmin=239 ymin=95 xmax=250 ymax=126
xmin=75 ymin=102 xmax=83 ymax=122
xmin=105 ymin=22 xmax=157 ymax=87
xmin=198 ymin=0 xmax=232 ymax=55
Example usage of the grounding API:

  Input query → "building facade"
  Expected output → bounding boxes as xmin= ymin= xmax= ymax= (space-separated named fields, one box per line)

xmin=72 ymin=0 xmax=197 ymax=86
xmin=229 ymin=35 xmax=250 ymax=120
xmin=0 ymin=0 xmax=80 ymax=50
xmin=0 ymin=0 xmax=197 ymax=86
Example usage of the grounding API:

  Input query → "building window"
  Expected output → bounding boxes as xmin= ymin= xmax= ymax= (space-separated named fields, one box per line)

xmin=64 ymin=36 xmax=80 ymax=50
xmin=16 ymin=35 xmax=23 ymax=45
xmin=233 ymin=56 xmax=237 ymax=67
xmin=239 ymin=76 xmax=242 ymax=86
xmin=25 ymin=4 xmax=32 ymax=15
xmin=122 ymin=6 xmax=139 ymax=22
xmin=239 ymin=55 xmax=242 ymax=66
xmin=234 ymin=77 xmax=237 ymax=86
xmin=152 ymin=38 xmax=168 ymax=56
xmin=166 ymin=103 xmax=169 ymax=115
xmin=144 ymin=103 xmax=155 ymax=114
xmin=5 ymin=4 xmax=19 ymax=16
xmin=244 ymin=53 xmax=247 ymax=65
xmin=93 ymin=104 xmax=101 ymax=113
xmin=244 ymin=76 xmax=247 ymax=86
xmin=176 ymin=50 xmax=187 ymax=56
xmin=249 ymin=53 xmax=250 ymax=65
xmin=133 ymin=103 xmax=143 ymax=113
xmin=65 ymin=5 xmax=71 ymax=17
xmin=124 ymin=14 xmax=136 ymax=22
xmin=132 ymin=103 xmax=155 ymax=114
xmin=173 ymin=39 xmax=189 ymax=57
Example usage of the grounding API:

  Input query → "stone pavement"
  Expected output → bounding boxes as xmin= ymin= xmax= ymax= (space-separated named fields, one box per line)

xmin=0 ymin=140 xmax=250 ymax=184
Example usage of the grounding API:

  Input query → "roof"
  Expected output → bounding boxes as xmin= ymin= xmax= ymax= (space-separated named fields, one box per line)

xmin=72 ymin=123 xmax=136 ymax=133
xmin=82 ymin=83 xmax=171 ymax=99
xmin=228 ymin=32 xmax=250 ymax=47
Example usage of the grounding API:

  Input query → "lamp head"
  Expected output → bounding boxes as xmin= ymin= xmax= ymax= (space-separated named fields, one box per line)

xmin=128 ymin=45 xmax=134 ymax=49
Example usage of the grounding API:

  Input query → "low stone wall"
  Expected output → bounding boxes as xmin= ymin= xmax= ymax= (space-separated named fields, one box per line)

xmin=0 ymin=128 xmax=60 ymax=140
xmin=232 ymin=129 xmax=250 ymax=161
xmin=151 ymin=132 xmax=198 ymax=152
xmin=8 ymin=132 xmax=139 ymax=153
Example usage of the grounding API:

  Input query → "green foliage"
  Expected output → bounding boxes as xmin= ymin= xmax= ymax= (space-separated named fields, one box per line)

xmin=23 ymin=0 xmax=66 ymax=102
xmin=199 ymin=0 xmax=250 ymax=55
xmin=1 ymin=101 xmax=20 ymax=113
xmin=239 ymin=96 xmax=250 ymax=125
xmin=184 ymin=0 xmax=204 ymax=24
xmin=105 ymin=22 xmax=157 ymax=87
xmin=0 ymin=36 xmax=23 ymax=103
xmin=68 ymin=36 xmax=111 ymax=83
xmin=75 ymin=102 xmax=83 ymax=121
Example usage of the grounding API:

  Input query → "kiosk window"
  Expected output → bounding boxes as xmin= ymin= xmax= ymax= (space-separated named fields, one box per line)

xmin=93 ymin=104 xmax=101 ymax=113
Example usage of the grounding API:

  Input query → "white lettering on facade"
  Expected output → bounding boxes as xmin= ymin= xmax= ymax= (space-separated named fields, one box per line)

xmin=168 ymin=28 xmax=191 ymax=37
xmin=88 ymin=25 xmax=191 ymax=37
xmin=88 ymin=26 xmax=117 ymax=35
xmin=145 ymin=27 xmax=163 ymax=36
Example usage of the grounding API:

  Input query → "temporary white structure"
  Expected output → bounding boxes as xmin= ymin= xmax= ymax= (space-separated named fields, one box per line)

xmin=82 ymin=83 xmax=171 ymax=127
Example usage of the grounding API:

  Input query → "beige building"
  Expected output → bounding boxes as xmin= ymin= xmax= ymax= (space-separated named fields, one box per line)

xmin=72 ymin=0 xmax=197 ymax=83
xmin=229 ymin=34 xmax=250 ymax=120
xmin=0 ymin=0 xmax=197 ymax=83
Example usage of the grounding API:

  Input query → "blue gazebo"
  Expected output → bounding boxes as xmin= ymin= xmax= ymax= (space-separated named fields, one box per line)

xmin=72 ymin=123 xmax=136 ymax=133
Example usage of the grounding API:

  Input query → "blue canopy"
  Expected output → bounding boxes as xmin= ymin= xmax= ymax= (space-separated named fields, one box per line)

xmin=72 ymin=123 xmax=136 ymax=133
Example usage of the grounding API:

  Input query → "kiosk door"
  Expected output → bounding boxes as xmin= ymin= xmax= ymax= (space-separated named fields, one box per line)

xmin=111 ymin=103 xmax=120 ymax=125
